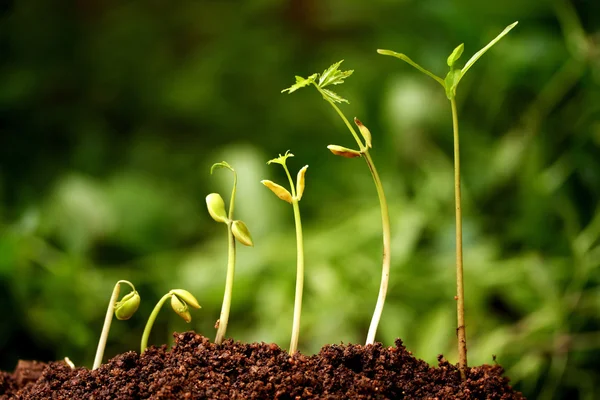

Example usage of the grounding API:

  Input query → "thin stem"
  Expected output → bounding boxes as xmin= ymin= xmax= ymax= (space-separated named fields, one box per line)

xmin=362 ymin=151 xmax=392 ymax=345
xmin=141 ymin=292 xmax=172 ymax=353
xmin=320 ymin=92 xmax=391 ymax=345
xmin=215 ymin=223 xmax=236 ymax=344
xmin=282 ymin=163 xmax=305 ymax=355
xmin=451 ymin=98 xmax=468 ymax=380
xmin=93 ymin=280 xmax=135 ymax=370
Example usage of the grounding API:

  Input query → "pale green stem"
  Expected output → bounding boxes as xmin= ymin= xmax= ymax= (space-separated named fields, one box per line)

xmin=318 ymin=89 xmax=392 ymax=345
xmin=283 ymin=164 xmax=305 ymax=354
xmin=93 ymin=280 xmax=135 ymax=369
xmin=141 ymin=292 xmax=172 ymax=353
xmin=215 ymin=170 xmax=238 ymax=345
xmin=215 ymin=223 xmax=236 ymax=344
xmin=451 ymin=98 xmax=468 ymax=379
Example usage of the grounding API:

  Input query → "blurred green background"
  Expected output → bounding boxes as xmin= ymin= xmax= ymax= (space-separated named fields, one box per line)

xmin=1 ymin=0 xmax=599 ymax=398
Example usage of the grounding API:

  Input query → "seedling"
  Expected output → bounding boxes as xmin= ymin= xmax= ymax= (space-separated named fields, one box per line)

xmin=378 ymin=21 xmax=518 ymax=379
xmin=140 ymin=289 xmax=201 ymax=353
xmin=206 ymin=161 xmax=254 ymax=345
xmin=93 ymin=280 xmax=140 ymax=370
xmin=282 ymin=62 xmax=391 ymax=346
xmin=261 ymin=151 xmax=308 ymax=354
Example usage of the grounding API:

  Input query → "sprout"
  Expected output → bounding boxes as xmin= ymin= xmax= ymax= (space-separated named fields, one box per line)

xmin=140 ymin=289 xmax=201 ymax=353
xmin=93 ymin=280 xmax=139 ymax=370
xmin=262 ymin=151 xmax=308 ymax=354
xmin=206 ymin=161 xmax=254 ymax=345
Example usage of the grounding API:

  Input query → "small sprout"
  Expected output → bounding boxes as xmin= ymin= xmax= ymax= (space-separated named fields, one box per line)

xmin=64 ymin=357 xmax=75 ymax=370
xmin=354 ymin=118 xmax=372 ymax=148
xmin=262 ymin=151 xmax=308 ymax=354
xmin=93 ymin=280 xmax=139 ymax=370
xmin=232 ymin=220 xmax=254 ymax=246
xmin=261 ymin=180 xmax=293 ymax=203
xmin=141 ymin=289 xmax=201 ymax=353
xmin=327 ymin=145 xmax=362 ymax=158
xmin=206 ymin=193 xmax=228 ymax=223
xmin=207 ymin=161 xmax=254 ymax=345
xmin=296 ymin=165 xmax=309 ymax=201
xmin=114 ymin=290 xmax=140 ymax=320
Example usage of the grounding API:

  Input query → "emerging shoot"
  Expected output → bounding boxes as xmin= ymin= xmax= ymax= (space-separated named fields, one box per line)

xmin=206 ymin=161 xmax=254 ymax=345
xmin=140 ymin=289 xmax=201 ymax=353
xmin=283 ymin=62 xmax=392 ymax=346
xmin=93 ymin=280 xmax=140 ymax=370
xmin=377 ymin=21 xmax=518 ymax=379
xmin=261 ymin=151 xmax=308 ymax=354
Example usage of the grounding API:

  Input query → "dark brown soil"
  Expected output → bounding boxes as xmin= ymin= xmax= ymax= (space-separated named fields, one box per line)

xmin=0 ymin=331 xmax=524 ymax=399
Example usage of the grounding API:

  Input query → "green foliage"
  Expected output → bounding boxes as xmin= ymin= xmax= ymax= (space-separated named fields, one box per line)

xmin=1 ymin=1 xmax=599 ymax=398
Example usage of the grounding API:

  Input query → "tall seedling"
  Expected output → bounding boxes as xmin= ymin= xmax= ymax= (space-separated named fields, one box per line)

xmin=282 ymin=63 xmax=391 ymax=346
xmin=378 ymin=21 xmax=518 ymax=379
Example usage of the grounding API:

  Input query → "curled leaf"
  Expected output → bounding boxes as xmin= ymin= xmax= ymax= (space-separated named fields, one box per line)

xmin=206 ymin=193 xmax=228 ymax=223
xmin=354 ymin=118 xmax=372 ymax=148
xmin=296 ymin=165 xmax=308 ymax=201
xmin=115 ymin=291 xmax=140 ymax=321
xmin=261 ymin=180 xmax=293 ymax=204
xmin=210 ymin=161 xmax=234 ymax=174
xmin=171 ymin=294 xmax=191 ymax=323
xmin=171 ymin=289 xmax=201 ymax=309
xmin=327 ymin=145 xmax=362 ymax=158
xmin=232 ymin=220 xmax=254 ymax=246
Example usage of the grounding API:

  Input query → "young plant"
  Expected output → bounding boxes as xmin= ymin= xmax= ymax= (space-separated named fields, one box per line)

xmin=377 ymin=21 xmax=518 ymax=379
xmin=206 ymin=161 xmax=254 ymax=345
xmin=261 ymin=151 xmax=308 ymax=354
xmin=282 ymin=62 xmax=391 ymax=346
xmin=140 ymin=289 xmax=201 ymax=353
xmin=93 ymin=280 xmax=140 ymax=370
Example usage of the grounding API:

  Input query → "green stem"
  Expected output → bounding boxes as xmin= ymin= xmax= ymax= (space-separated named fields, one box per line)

xmin=141 ymin=292 xmax=172 ymax=353
xmin=93 ymin=280 xmax=135 ymax=370
xmin=320 ymin=90 xmax=392 ymax=345
xmin=283 ymin=164 xmax=305 ymax=354
xmin=215 ymin=223 xmax=237 ymax=344
xmin=451 ymin=98 xmax=468 ymax=380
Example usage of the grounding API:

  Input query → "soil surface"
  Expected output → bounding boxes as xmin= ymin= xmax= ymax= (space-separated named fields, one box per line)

xmin=0 ymin=331 xmax=524 ymax=399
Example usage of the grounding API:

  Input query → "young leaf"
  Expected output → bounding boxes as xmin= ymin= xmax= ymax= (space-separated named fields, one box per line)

xmin=377 ymin=49 xmax=445 ymax=87
xmin=206 ymin=193 xmax=228 ymax=223
xmin=457 ymin=21 xmax=518 ymax=86
xmin=444 ymin=69 xmax=462 ymax=100
xmin=447 ymin=43 xmax=465 ymax=67
xmin=232 ymin=220 xmax=254 ymax=246
xmin=296 ymin=165 xmax=308 ymax=201
xmin=354 ymin=118 xmax=372 ymax=148
xmin=114 ymin=291 xmax=140 ymax=321
xmin=267 ymin=150 xmax=294 ymax=166
xmin=261 ymin=180 xmax=293 ymax=203
xmin=318 ymin=60 xmax=354 ymax=87
xmin=282 ymin=74 xmax=318 ymax=94
xmin=321 ymin=88 xmax=349 ymax=104
xmin=327 ymin=145 xmax=362 ymax=158
xmin=171 ymin=289 xmax=201 ymax=309
xmin=171 ymin=294 xmax=191 ymax=323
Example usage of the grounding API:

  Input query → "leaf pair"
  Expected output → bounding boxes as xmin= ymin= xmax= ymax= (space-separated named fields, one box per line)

xmin=206 ymin=162 xmax=254 ymax=247
xmin=378 ymin=21 xmax=518 ymax=99
xmin=261 ymin=151 xmax=308 ymax=203
xmin=168 ymin=289 xmax=201 ymax=323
